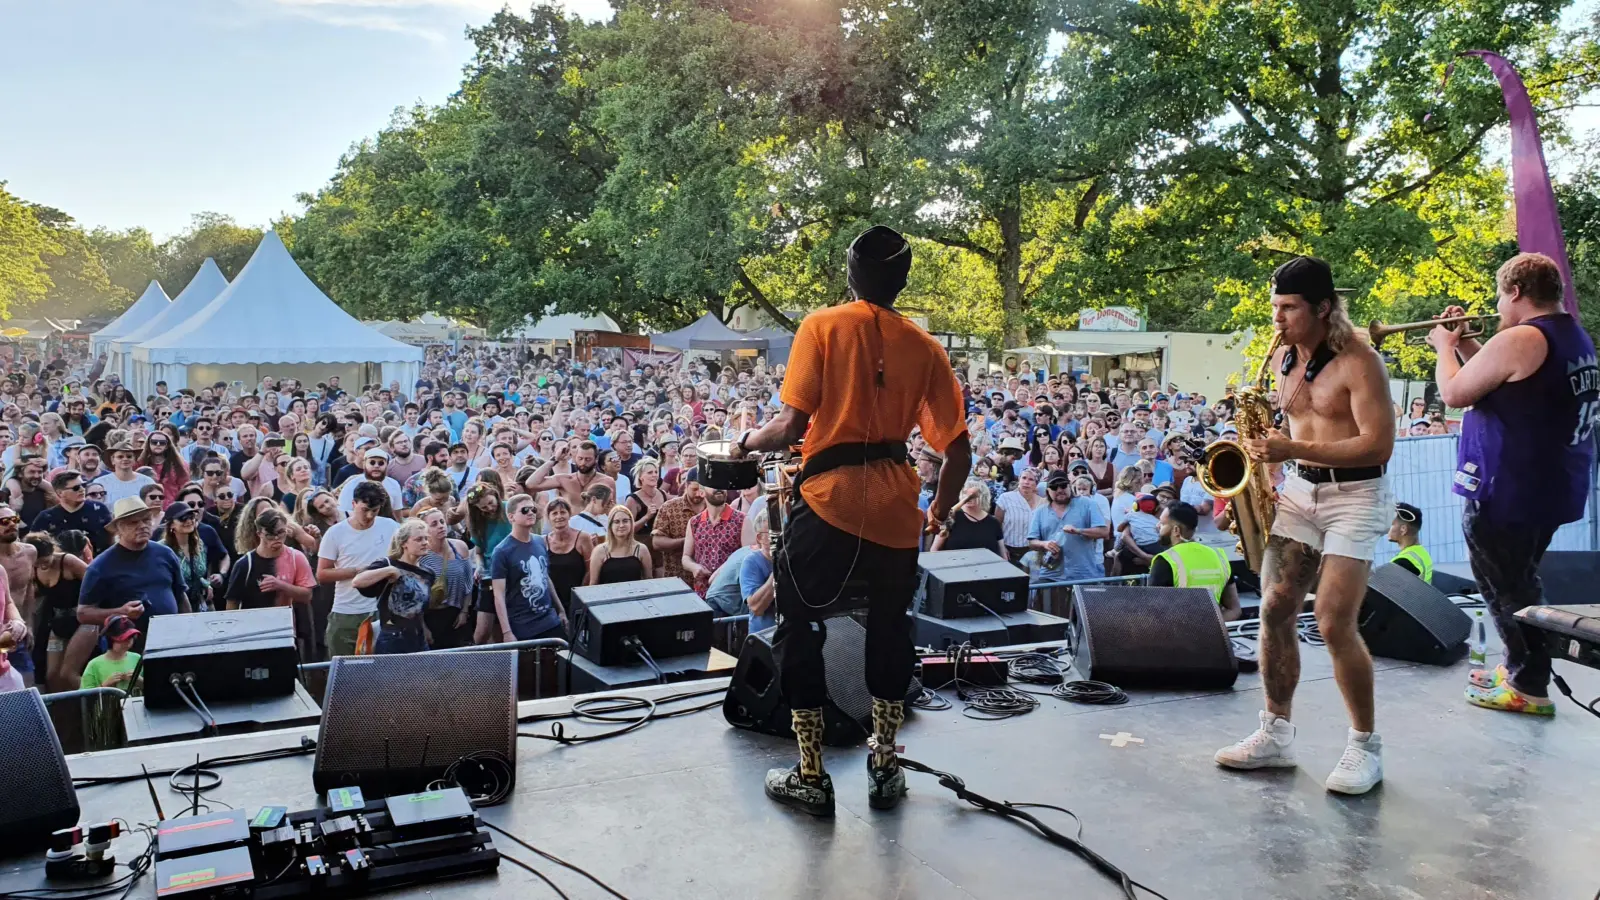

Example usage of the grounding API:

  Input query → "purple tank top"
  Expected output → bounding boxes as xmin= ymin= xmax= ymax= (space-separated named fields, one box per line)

xmin=1454 ymin=313 xmax=1599 ymax=525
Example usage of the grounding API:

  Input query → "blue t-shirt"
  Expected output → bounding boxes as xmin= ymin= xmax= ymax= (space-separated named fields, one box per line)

xmin=705 ymin=546 xmax=755 ymax=616
xmin=1027 ymin=498 xmax=1107 ymax=582
xmin=739 ymin=550 xmax=775 ymax=633
xmin=489 ymin=534 xmax=560 ymax=640
xmin=79 ymin=541 xmax=187 ymax=631
xmin=443 ymin=409 xmax=468 ymax=441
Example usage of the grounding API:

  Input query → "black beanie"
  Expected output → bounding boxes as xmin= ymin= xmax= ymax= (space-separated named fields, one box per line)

xmin=847 ymin=225 xmax=912 ymax=304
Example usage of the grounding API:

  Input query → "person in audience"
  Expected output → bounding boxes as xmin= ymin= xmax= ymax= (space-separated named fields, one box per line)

xmin=1028 ymin=471 xmax=1110 ymax=604
xmin=1150 ymin=502 xmax=1240 ymax=621
xmin=161 ymin=501 xmax=215 ymax=612
xmin=681 ymin=482 xmax=744 ymax=597
xmin=27 ymin=530 xmax=90 ymax=691
xmin=78 ymin=497 xmax=189 ymax=639
xmin=417 ymin=507 xmax=474 ymax=650
xmin=994 ymin=467 xmax=1044 ymax=565
xmin=337 ymin=447 xmax=404 ymax=514
xmin=316 ymin=481 xmax=400 ymax=658
xmin=543 ymin=497 xmax=591 ymax=609
xmin=929 ymin=479 xmax=1005 ymax=556
xmin=1113 ymin=492 xmax=1165 ymax=575
xmin=587 ymin=504 xmax=652 ymax=585
xmin=353 ymin=519 xmax=434 ymax=654
xmin=571 ymin=483 xmax=613 ymax=537
xmin=489 ymin=493 xmax=566 ymax=642
xmin=78 ymin=614 xmax=140 ymax=748
xmin=1386 ymin=502 xmax=1432 ymax=583
xmin=739 ymin=507 xmax=777 ymax=633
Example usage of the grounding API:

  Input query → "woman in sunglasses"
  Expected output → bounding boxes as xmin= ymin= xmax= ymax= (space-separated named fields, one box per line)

xmin=136 ymin=431 xmax=189 ymax=501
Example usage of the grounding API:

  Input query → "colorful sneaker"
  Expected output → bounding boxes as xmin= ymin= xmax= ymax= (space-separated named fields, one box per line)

xmin=1214 ymin=710 xmax=1297 ymax=770
xmin=765 ymin=764 xmax=835 ymax=817
xmin=1465 ymin=682 xmax=1555 ymax=716
xmin=1468 ymin=664 xmax=1508 ymax=690
xmin=867 ymin=760 xmax=907 ymax=810
xmin=1325 ymin=730 xmax=1383 ymax=795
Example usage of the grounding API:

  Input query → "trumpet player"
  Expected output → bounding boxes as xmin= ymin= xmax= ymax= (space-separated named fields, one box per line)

xmin=1214 ymin=257 xmax=1396 ymax=796
xmin=1431 ymin=252 xmax=1599 ymax=716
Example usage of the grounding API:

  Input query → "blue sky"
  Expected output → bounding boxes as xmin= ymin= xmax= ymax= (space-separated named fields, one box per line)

xmin=0 ymin=0 xmax=611 ymax=239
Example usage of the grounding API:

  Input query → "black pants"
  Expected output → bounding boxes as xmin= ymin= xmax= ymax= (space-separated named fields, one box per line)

xmin=1463 ymin=502 xmax=1557 ymax=695
xmin=772 ymin=499 xmax=918 ymax=711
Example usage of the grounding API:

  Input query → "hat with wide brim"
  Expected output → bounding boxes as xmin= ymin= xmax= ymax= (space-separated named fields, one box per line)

xmin=106 ymin=496 xmax=158 ymax=530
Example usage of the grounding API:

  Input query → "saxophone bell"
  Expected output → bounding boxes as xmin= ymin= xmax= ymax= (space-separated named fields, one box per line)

xmin=1197 ymin=440 xmax=1253 ymax=499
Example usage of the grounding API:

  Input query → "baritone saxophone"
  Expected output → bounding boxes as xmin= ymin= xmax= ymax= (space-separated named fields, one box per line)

xmin=1196 ymin=332 xmax=1283 ymax=573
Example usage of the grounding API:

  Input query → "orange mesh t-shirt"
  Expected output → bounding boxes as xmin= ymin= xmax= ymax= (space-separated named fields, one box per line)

xmin=780 ymin=300 xmax=965 ymax=549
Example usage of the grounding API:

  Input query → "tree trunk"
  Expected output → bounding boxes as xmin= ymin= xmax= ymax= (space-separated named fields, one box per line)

xmin=998 ymin=194 xmax=1028 ymax=348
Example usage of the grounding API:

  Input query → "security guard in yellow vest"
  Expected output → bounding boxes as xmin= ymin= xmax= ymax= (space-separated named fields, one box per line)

xmin=1386 ymin=502 xmax=1433 ymax=583
xmin=1150 ymin=502 xmax=1241 ymax=621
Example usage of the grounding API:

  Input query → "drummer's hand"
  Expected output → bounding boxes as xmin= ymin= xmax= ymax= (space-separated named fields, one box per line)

xmin=926 ymin=504 xmax=951 ymax=534
xmin=728 ymin=431 xmax=749 ymax=460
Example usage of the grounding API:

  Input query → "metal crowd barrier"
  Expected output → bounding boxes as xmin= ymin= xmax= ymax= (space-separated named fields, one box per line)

xmin=39 ymin=686 xmax=129 ymax=706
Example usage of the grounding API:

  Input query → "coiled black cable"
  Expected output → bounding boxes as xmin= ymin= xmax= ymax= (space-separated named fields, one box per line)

xmin=1053 ymin=680 xmax=1129 ymax=705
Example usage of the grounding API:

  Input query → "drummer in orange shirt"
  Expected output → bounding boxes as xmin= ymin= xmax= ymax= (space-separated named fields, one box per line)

xmin=732 ymin=225 xmax=971 ymax=816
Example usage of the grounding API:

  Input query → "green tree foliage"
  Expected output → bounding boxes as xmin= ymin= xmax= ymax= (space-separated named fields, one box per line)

xmin=87 ymin=226 xmax=163 ymax=299
xmin=158 ymin=212 xmax=262 ymax=286
xmin=29 ymin=205 xmax=124 ymax=322
xmin=0 ymin=183 xmax=58 ymax=319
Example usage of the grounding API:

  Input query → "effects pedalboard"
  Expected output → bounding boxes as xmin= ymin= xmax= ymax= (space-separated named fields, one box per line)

xmin=151 ymin=785 xmax=499 ymax=899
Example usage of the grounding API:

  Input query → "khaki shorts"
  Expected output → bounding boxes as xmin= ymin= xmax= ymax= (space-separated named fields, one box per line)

xmin=1270 ymin=473 xmax=1391 ymax=561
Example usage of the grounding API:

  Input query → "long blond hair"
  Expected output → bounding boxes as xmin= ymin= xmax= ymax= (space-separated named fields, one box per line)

xmin=1323 ymin=295 xmax=1356 ymax=353
xmin=603 ymin=504 xmax=638 ymax=558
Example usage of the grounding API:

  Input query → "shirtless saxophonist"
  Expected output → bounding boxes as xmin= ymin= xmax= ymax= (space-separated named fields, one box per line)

xmin=1214 ymin=257 xmax=1396 ymax=796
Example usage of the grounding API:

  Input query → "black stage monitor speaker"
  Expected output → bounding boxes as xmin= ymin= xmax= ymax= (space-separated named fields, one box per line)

xmin=1360 ymin=563 xmax=1471 ymax=665
xmin=916 ymin=549 xmax=1030 ymax=619
xmin=724 ymin=617 xmax=921 ymax=747
xmin=0 ymin=689 xmax=79 ymax=846
xmin=1535 ymin=551 xmax=1600 ymax=607
xmin=569 ymin=577 xmax=713 ymax=666
xmin=141 ymin=607 xmax=299 ymax=710
xmin=913 ymin=608 xmax=1070 ymax=650
xmin=1072 ymin=585 xmax=1238 ymax=688
xmin=314 ymin=651 xmax=517 ymax=796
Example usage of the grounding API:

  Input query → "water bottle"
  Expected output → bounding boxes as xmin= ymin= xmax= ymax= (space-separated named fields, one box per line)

xmin=1468 ymin=609 xmax=1489 ymax=668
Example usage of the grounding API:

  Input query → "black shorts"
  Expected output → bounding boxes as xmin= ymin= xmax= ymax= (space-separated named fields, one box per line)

xmin=774 ymin=498 xmax=918 ymax=622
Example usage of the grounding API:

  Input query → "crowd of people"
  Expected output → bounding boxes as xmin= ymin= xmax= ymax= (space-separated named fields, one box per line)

xmin=0 ymin=330 xmax=1440 ymax=702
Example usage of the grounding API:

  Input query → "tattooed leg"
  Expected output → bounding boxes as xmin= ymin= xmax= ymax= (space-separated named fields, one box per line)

xmin=1258 ymin=535 xmax=1322 ymax=720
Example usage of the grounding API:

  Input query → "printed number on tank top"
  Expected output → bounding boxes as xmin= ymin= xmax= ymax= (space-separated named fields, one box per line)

xmin=1573 ymin=399 xmax=1600 ymax=445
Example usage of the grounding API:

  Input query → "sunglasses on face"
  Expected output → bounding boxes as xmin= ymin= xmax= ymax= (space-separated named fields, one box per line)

xmin=0 ymin=516 xmax=20 ymax=526
xmin=60 ymin=483 xmax=84 ymax=493
xmin=205 ymin=470 xmax=225 ymax=477
xmin=86 ymin=490 xmax=107 ymax=499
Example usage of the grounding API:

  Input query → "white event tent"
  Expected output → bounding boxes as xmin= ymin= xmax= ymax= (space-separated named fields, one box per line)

xmin=129 ymin=232 xmax=423 ymax=398
xmin=107 ymin=259 xmax=229 ymax=385
xmin=505 ymin=311 xmax=621 ymax=342
xmin=91 ymin=280 xmax=170 ymax=357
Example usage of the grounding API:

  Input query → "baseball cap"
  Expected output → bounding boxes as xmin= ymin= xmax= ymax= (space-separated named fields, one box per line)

xmin=1068 ymin=460 xmax=1090 ymax=475
xmin=1271 ymin=256 xmax=1352 ymax=302
xmin=364 ymin=447 xmax=390 ymax=461
xmin=1410 ymin=418 xmax=1430 ymax=428
xmin=1134 ymin=493 xmax=1159 ymax=514
xmin=1046 ymin=471 xmax=1073 ymax=488
xmin=103 ymin=615 xmax=141 ymax=643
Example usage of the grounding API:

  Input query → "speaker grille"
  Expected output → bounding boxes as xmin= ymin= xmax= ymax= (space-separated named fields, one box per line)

xmin=0 ymin=689 xmax=79 ymax=844
xmin=1072 ymin=586 xmax=1237 ymax=688
xmin=314 ymin=652 xmax=517 ymax=794
xmin=1361 ymin=564 xmax=1471 ymax=664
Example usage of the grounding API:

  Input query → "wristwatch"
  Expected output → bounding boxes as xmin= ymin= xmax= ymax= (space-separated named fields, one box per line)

xmin=736 ymin=430 xmax=751 ymax=455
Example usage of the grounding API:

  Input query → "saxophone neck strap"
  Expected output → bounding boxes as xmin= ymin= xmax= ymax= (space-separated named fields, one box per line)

xmin=1280 ymin=341 xmax=1336 ymax=382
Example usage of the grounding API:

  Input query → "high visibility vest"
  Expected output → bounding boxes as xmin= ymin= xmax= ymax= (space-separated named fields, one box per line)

xmin=1153 ymin=541 xmax=1231 ymax=604
xmin=1392 ymin=543 xmax=1433 ymax=584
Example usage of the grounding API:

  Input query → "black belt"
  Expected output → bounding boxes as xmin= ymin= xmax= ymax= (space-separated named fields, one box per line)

xmin=1292 ymin=463 xmax=1386 ymax=485
xmin=793 ymin=441 xmax=907 ymax=498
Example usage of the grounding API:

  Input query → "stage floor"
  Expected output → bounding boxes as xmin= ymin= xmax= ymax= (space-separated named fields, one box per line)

xmin=12 ymin=640 xmax=1600 ymax=900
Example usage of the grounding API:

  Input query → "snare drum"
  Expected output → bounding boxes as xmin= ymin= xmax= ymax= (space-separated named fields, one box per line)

xmin=697 ymin=440 xmax=760 ymax=491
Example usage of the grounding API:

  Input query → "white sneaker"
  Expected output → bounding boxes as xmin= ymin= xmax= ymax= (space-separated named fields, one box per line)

xmin=1324 ymin=730 xmax=1383 ymax=795
xmin=1214 ymin=710 xmax=1297 ymax=769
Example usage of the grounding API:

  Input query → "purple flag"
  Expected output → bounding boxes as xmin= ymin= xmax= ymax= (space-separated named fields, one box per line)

xmin=1462 ymin=50 xmax=1579 ymax=317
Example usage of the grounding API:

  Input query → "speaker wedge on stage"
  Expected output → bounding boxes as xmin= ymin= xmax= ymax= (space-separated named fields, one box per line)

xmin=1072 ymin=585 xmax=1238 ymax=688
xmin=1359 ymin=563 xmax=1471 ymax=666
xmin=724 ymin=617 xmax=921 ymax=747
xmin=314 ymin=651 xmax=517 ymax=797
xmin=916 ymin=548 xmax=1030 ymax=619
xmin=0 ymin=689 xmax=79 ymax=847
xmin=568 ymin=577 xmax=713 ymax=666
